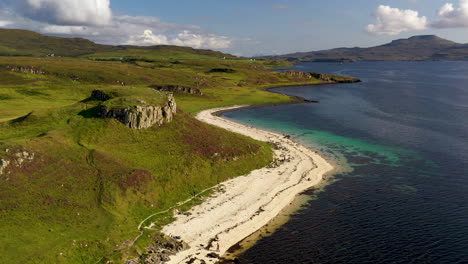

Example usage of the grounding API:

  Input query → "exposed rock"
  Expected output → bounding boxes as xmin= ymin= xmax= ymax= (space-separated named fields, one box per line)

xmin=151 ymin=85 xmax=203 ymax=96
xmin=281 ymin=70 xmax=360 ymax=83
xmin=0 ymin=159 xmax=10 ymax=175
xmin=280 ymin=70 xmax=313 ymax=79
xmin=127 ymin=233 xmax=189 ymax=264
xmin=90 ymin=90 xmax=111 ymax=101
xmin=99 ymin=94 xmax=177 ymax=129
xmin=124 ymin=259 xmax=140 ymax=264
xmin=310 ymin=72 xmax=333 ymax=82
xmin=14 ymin=151 xmax=35 ymax=167
xmin=0 ymin=150 xmax=35 ymax=175
xmin=281 ymin=70 xmax=333 ymax=81
xmin=6 ymin=65 xmax=46 ymax=75
xmin=206 ymin=252 xmax=220 ymax=258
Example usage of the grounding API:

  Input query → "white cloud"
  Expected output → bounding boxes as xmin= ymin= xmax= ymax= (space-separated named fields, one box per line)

xmin=9 ymin=0 xmax=112 ymax=26
xmin=366 ymin=5 xmax=428 ymax=35
xmin=432 ymin=0 xmax=468 ymax=28
xmin=0 ymin=20 xmax=12 ymax=27
xmin=125 ymin=29 xmax=231 ymax=49
xmin=172 ymin=30 xmax=231 ymax=49
xmin=125 ymin=29 xmax=169 ymax=45
xmin=0 ymin=1 xmax=233 ymax=50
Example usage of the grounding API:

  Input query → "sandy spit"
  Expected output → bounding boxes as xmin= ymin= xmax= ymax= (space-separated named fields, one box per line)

xmin=161 ymin=105 xmax=333 ymax=263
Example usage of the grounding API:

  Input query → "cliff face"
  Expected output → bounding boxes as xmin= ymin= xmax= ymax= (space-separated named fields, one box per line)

xmin=99 ymin=94 xmax=177 ymax=129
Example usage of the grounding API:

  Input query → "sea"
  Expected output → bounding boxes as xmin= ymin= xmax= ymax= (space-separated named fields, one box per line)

xmin=221 ymin=61 xmax=468 ymax=264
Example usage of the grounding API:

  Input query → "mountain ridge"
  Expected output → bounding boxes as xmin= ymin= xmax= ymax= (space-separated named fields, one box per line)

xmin=262 ymin=35 xmax=468 ymax=62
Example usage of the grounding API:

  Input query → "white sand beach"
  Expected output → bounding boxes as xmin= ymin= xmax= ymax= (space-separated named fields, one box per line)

xmin=161 ymin=105 xmax=334 ymax=263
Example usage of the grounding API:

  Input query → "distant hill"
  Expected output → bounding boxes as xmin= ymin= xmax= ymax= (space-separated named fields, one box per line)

xmin=263 ymin=35 xmax=468 ymax=62
xmin=0 ymin=29 xmax=119 ymax=56
xmin=0 ymin=28 xmax=235 ymax=59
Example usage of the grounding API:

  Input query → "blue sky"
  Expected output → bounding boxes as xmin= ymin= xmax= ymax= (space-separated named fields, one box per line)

xmin=1 ymin=0 xmax=468 ymax=56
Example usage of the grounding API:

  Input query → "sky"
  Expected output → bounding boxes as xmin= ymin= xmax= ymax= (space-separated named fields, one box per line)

xmin=1 ymin=0 xmax=468 ymax=56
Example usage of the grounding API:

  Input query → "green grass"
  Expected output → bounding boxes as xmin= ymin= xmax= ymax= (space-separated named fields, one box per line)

xmin=0 ymin=44 xmax=357 ymax=263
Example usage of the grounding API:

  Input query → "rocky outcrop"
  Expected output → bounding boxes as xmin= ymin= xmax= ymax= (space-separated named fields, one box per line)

xmin=0 ymin=159 xmax=9 ymax=175
xmin=310 ymin=72 xmax=361 ymax=83
xmin=151 ymin=85 xmax=203 ymax=96
xmin=0 ymin=150 xmax=35 ymax=175
xmin=99 ymin=94 xmax=177 ymax=129
xmin=6 ymin=65 xmax=46 ymax=75
xmin=281 ymin=70 xmax=360 ymax=83
xmin=125 ymin=233 xmax=189 ymax=264
xmin=281 ymin=70 xmax=314 ymax=79
xmin=90 ymin=90 xmax=111 ymax=101
xmin=13 ymin=151 xmax=35 ymax=166
xmin=309 ymin=72 xmax=333 ymax=82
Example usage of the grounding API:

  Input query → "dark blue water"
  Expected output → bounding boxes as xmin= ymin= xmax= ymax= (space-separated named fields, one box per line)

xmin=222 ymin=62 xmax=468 ymax=263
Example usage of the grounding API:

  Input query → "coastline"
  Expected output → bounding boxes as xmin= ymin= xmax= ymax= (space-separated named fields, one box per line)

xmin=211 ymin=84 xmax=321 ymax=117
xmin=161 ymin=105 xmax=334 ymax=264
xmin=212 ymin=80 xmax=361 ymax=116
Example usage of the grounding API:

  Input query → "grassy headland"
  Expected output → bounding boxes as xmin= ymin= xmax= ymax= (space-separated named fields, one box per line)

xmin=0 ymin=29 xmax=358 ymax=263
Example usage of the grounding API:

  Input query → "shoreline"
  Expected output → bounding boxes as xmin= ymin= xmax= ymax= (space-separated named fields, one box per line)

xmin=211 ymin=84 xmax=322 ymax=117
xmin=212 ymin=80 xmax=361 ymax=116
xmin=161 ymin=105 xmax=334 ymax=264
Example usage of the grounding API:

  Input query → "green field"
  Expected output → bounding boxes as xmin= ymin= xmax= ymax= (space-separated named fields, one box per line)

xmin=0 ymin=29 xmax=358 ymax=263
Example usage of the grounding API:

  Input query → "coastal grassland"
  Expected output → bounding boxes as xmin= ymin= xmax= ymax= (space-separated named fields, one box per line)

xmin=0 ymin=105 xmax=273 ymax=263
xmin=0 ymin=54 xmax=346 ymax=263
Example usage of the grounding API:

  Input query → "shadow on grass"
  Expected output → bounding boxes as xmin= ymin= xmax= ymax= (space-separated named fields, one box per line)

xmin=78 ymin=106 xmax=101 ymax=118
xmin=9 ymin=111 xmax=36 ymax=125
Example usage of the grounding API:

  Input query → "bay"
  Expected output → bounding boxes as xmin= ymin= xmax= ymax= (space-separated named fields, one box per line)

xmin=222 ymin=61 xmax=468 ymax=264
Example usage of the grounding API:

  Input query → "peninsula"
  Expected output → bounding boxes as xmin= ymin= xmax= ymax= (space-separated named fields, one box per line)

xmin=0 ymin=29 xmax=358 ymax=264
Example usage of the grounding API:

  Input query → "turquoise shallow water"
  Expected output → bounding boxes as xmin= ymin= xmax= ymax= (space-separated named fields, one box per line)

xmin=222 ymin=61 xmax=468 ymax=264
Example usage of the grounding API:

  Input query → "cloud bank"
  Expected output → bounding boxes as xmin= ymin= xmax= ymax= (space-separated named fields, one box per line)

xmin=433 ymin=0 xmax=468 ymax=28
xmin=0 ymin=0 xmax=232 ymax=49
xmin=125 ymin=29 xmax=231 ymax=49
xmin=366 ymin=5 xmax=427 ymax=35
xmin=6 ymin=0 xmax=112 ymax=25
xmin=367 ymin=1 xmax=468 ymax=35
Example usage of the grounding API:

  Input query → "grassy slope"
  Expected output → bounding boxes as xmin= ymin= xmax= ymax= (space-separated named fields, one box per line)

xmin=0 ymin=47 xmax=349 ymax=263
xmin=0 ymin=28 xmax=237 ymax=60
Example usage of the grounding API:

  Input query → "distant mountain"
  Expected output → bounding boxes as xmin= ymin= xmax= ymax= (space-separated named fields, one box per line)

xmin=0 ymin=28 xmax=235 ymax=59
xmin=263 ymin=35 xmax=468 ymax=62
